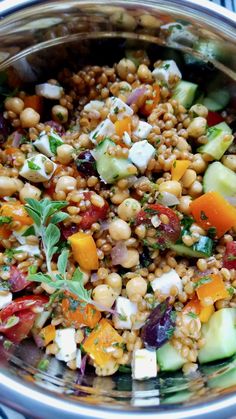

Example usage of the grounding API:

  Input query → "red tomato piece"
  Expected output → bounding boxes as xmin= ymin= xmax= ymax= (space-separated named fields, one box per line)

xmin=61 ymin=223 xmax=79 ymax=239
xmin=79 ymin=192 xmax=109 ymax=230
xmin=207 ymin=111 xmax=224 ymax=127
xmin=8 ymin=266 xmax=32 ymax=292
xmin=136 ymin=204 xmax=181 ymax=248
xmin=0 ymin=295 xmax=48 ymax=322
xmin=0 ymin=310 xmax=37 ymax=343
xmin=223 ymin=241 xmax=236 ymax=269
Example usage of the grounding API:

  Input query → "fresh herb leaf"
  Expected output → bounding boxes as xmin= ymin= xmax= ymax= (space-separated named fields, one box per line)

xmin=50 ymin=211 xmax=69 ymax=225
xmin=22 ymin=225 xmax=35 ymax=236
xmin=28 ymin=160 xmax=41 ymax=170
xmin=48 ymin=134 xmax=63 ymax=154
xmin=207 ymin=226 xmax=217 ymax=239
xmin=0 ymin=216 xmax=12 ymax=225
xmin=200 ymin=210 xmax=208 ymax=220
xmin=181 ymin=216 xmax=194 ymax=230
xmin=228 ymin=287 xmax=234 ymax=296
xmin=187 ymin=312 xmax=197 ymax=319
xmin=57 ymin=249 xmax=69 ymax=278
xmin=194 ymin=276 xmax=212 ymax=288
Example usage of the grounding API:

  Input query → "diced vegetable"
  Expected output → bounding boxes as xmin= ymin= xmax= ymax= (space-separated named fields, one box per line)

xmin=171 ymin=236 xmax=213 ymax=258
xmin=0 ymin=201 xmax=33 ymax=227
xmin=24 ymin=95 xmax=43 ymax=114
xmin=40 ymin=324 xmax=56 ymax=346
xmin=203 ymin=162 xmax=236 ymax=197
xmin=172 ymin=80 xmax=198 ymax=108
xmin=190 ymin=191 xmax=236 ymax=238
xmin=1 ymin=310 xmax=37 ymax=344
xmin=68 ymin=232 xmax=99 ymax=270
xmin=114 ymin=116 xmax=132 ymax=137
xmin=140 ymin=84 xmax=160 ymax=116
xmin=141 ymin=298 xmax=176 ymax=349
xmin=202 ymin=89 xmax=230 ymax=112
xmin=61 ymin=294 xmax=101 ymax=328
xmin=207 ymin=111 xmax=224 ymax=127
xmin=183 ymin=296 xmax=201 ymax=315
xmin=171 ymin=160 xmax=190 ymax=181
xmin=157 ymin=342 xmax=185 ymax=371
xmin=198 ymin=122 xmax=233 ymax=160
xmin=194 ymin=273 xmax=229 ymax=303
xmin=198 ymin=308 xmax=236 ymax=364
xmin=199 ymin=305 xmax=215 ymax=323
xmin=129 ymin=140 xmax=155 ymax=172
xmin=0 ymin=224 xmax=11 ymax=239
xmin=83 ymin=318 xmax=124 ymax=367
xmin=223 ymin=241 xmax=236 ymax=269
xmin=0 ymin=292 xmax=12 ymax=310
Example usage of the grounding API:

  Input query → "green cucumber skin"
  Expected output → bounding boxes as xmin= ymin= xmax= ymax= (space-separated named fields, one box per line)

xmin=198 ymin=122 xmax=232 ymax=160
xmin=172 ymin=80 xmax=198 ymax=109
xmin=170 ymin=236 xmax=213 ymax=258
xmin=157 ymin=343 xmax=185 ymax=372
xmin=198 ymin=308 xmax=236 ymax=364
xmin=203 ymin=161 xmax=236 ymax=196
xmin=93 ymin=138 xmax=114 ymax=160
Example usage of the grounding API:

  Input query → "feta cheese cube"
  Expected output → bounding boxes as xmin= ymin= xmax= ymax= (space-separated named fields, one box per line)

xmin=84 ymin=100 xmax=104 ymax=112
xmin=19 ymin=154 xmax=57 ymax=183
xmin=123 ymin=131 xmax=132 ymax=146
xmin=89 ymin=119 xmax=115 ymax=144
xmin=0 ymin=292 xmax=12 ymax=309
xmin=152 ymin=60 xmax=182 ymax=87
xmin=133 ymin=121 xmax=152 ymax=139
xmin=55 ymin=328 xmax=77 ymax=362
xmin=113 ymin=297 xmax=138 ymax=329
xmin=151 ymin=269 xmax=183 ymax=295
xmin=34 ymin=131 xmax=63 ymax=157
xmin=109 ymin=97 xmax=133 ymax=120
xmin=15 ymin=244 xmax=40 ymax=257
xmin=132 ymin=349 xmax=157 ymax=380
xmin=129 ymin=140 xmax=155 ymax=172
xmin=35 ymin=83 xmax=63 ymax=99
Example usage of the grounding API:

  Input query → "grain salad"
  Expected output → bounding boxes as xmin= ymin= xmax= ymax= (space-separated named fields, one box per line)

xmin=1 ymin=52 xmax=236 ymax=381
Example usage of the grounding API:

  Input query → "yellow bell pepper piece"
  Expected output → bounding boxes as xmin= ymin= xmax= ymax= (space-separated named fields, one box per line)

xmin=68 ymin=231 xmax=99 ymax=270
xmin=199 ymin=305 xmax=215 ymax=323
xmin=171 ymin=160 xmax=191 ymax=181
xmin=40 ymin=324 xmax=56 ymax=346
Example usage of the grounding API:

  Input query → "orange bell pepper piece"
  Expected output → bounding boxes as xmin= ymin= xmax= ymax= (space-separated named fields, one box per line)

xmin=199 ymin=305 xmax=215 ymax=323
xmin=24 ymin=95 xmax=43 ymax=114
xmin=0 ymin=225 xmax=11 ymax=239
xmin=190 ymin=191 xmax=236 ymax=238
xmin=114 ymin=116 xmax=132 ymax=138
xmin=171 ymin=160 xmax=191 ymax=181
xmin=5 ymin=147 xmax=19 ymax=155
xmin=0 ymin=201 xmax=33 ymax=228
xmin=61 ymin=293 xmax=101 ymax=328
xmin=183 ymin=296 xmax=201 ymax=315
xmin=83 ymin=319 xmax=124 ymax=367
xmin=68 ymin=232 xmax=99 ymax=270
xmin=140 ymin=84 xmax=160 ymax=116
xmin=40 ymin=324 xmax=56 ymax=346
xmin=194 ymin=273 xmax=229 ymax=304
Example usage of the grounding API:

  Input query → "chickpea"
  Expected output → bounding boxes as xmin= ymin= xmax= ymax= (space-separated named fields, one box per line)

xmin=189 ymin=104 xmax=208 ymax=119
xmin=92 ymin=284 xmax=117 ymax=310
xmin=110 ymin=12 xmax=137 ymax=31
xmin=190 ymin=155 xmax=207 ymax=174
xmin=55 ymin=176 xmax=77 ymax=193
xmin=111 ymin=187 xmax=129 ymax=205
xmin=187 ymin=117 xmax=207 ymax=138
xmin=5 ymin=97 xmax=24 ymax=114
xmin=138 ymin=14 xmax=161 ymax=29
xmin=159 ymin=180 xmax=182 ymax=197
xmin=105 ymin=273 xmax=122 ymax=294
xmin=20 ymin=108 xmax=40 ymax=128
xmin=177 ymin=195 xmax=192 ymax=215
xmin=52 ymin=105 xmax=68 ymax=123
xmin=0 ymin=176 xmax=22 ymax=197
xmin=19 ymin=183 xmax=41 ymax=203
xmin=222 ymin=155 xmax=236 ymax=172
xmin=117 ymin=198 xmax=141 ymax=222
xmin=56 ymin=144 xmax=74 ymax=164
xmin=109 ymin=218 xmax=131 ymax=241
xmin=126 ymin=276 xmax=147 ymax=300
xmin=120 ymin=249 xmax=139 ymax=268
xmin=189 ymin=180 xmax=203 ymax=197
xmin=137 ymin=64 xmax=153 ymax=83
xmin=181 ymin=169 xmax=197 ymax=188
xmin=116 ymin=59 xmax=136 ymax=80
xmin=13 ymin=179 xmax=24 ymax=192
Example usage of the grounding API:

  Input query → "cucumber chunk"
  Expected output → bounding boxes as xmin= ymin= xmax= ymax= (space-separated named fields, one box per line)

xmin=170 ymin=236 xmax=213 ymax=258
xmin=203 ymin=161 xmax=236 ymax=196
xmin=208 ymin=366 xmax=236 ymax=389
xmin=157 ymin=343 xmax=185 ymax=371
xmin=198 ymin=308 xmax=236 ymax=364
xmin=202 ymin=89 xmax=230 ymax=112
xmin=172 ymin=80 xmax=198 ymax=108
xmin=198 ymin=122 xmax=233 ymax=160
xmin=93 ymin=138 xmax=114 ymax=160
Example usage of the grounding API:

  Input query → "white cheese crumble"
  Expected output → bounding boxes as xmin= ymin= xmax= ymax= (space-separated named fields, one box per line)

xmin=55 ymin=328 xmax=77 ymax=362
xmin=109 ymin=97 xmax=133 ymax=120
xmin=89 ymin=118 xmax=115 ymax=144
xmin=151 ymin=269 xmax=183 ymax=295
xmin=129 ymin=140 xmax=155 ymax=172
xmin=34 ymin=131 xmax=63 ymax=157
xmin=35 ymin=83 xmax=63 ymax=99
xmin=113 ymin=296 xmax=138 ymax=330
xmin=152 ymin=60 xmax=182 ymax=87
xmin=133 ymin=121 xmax=152 ymax=139
xmin=19 ymin=154 xmax=57 ymax=183
xmin=132 ymin=349 xmax=157 ymax=380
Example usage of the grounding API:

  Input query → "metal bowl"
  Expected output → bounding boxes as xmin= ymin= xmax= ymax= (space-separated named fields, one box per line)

xmin=0 ymin=1 xmax=236 ymax=418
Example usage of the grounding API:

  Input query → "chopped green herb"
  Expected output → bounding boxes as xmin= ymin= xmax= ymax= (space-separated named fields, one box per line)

xmin=181 ymin=215 xmax=194 ymax=230
xmin=49 ymin=134 xmax=63 ymax=154
xmin=163 ymin=63 xmax=170 ymax=70
xmin=118 ymin=313 xmax=128 ymax=321
xmin=28 ymin=160 xmax=41 ymax=171
xmin=173 ymin=160 xmax=177 ymax=168
xmin=37 ymin=359 xmax=50 ymax=372
xmin=118 ymin=365 xmax=131 ymax=373
xmin=187 ymin=311 xmax=197 ymax=319
xmin=22 ymin=225 xmax=36 ymax=237
xmin=28 ymin=265 xmax=38 ymax=275
xmin=3 ymin=340 xmax=13 ymax=350
xmin=0 ymin=216 xmax=12 ymax=225
xmin=207 ymin=226 xmax=217 ymax=239
xmin=194 ymin=276 xmax=212 ymax=289
xmin=113 ymin=106 xmax=119 ymax=114
xmin=228 ymin=287 xmax=235 ymax=296
xmin=200 ymin=210 xmax=208 ymax=221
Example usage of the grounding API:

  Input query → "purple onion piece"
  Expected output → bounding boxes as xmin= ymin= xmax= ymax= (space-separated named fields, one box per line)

xmin=141 ymin=297 xmax=176 ymax=349
xmin=44 ymin=120 xmax=65 ymax=135
xmin=0 ymin=113 xmax=9 ymax=144
xmin=126 ymin=87 xmax=146 ymax=106
xmin=76 ymin=150 xmax=97 ymax=177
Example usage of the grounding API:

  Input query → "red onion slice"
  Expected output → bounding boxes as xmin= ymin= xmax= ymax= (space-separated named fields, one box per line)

xmin=12 ymin=131 xmax=22 ymax=147
xmin=111 ymin=241 xmax=127 ymax=266
xmin=158 ymin=191 xmax=180 ymax=207
xmin=126 ymin=87 xmax=146 ymax=106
